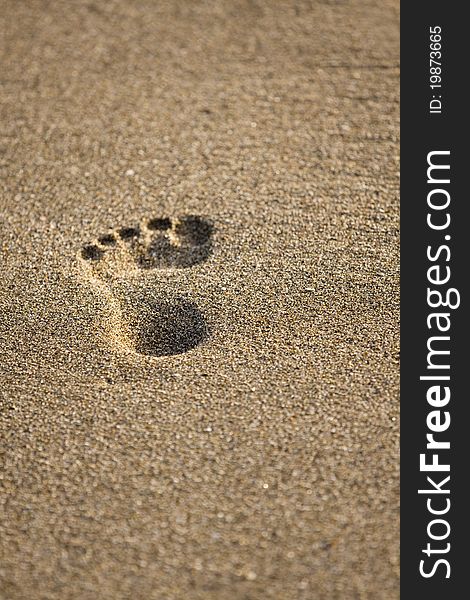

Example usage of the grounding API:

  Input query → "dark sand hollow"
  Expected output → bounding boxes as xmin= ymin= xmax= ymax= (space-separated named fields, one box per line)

xmin=0 ymin=1 xmax=399 ymax=598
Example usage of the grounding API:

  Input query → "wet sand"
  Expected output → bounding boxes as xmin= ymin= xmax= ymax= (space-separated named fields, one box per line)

xmin=0 ymin=1 xmax=399 ymax=598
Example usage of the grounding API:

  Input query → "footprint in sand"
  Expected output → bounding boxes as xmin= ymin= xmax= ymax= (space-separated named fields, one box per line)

xmin=79 ymin=215 xmax=213 ymax=357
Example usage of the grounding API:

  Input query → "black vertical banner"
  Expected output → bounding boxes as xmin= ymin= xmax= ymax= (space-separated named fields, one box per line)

xmin=401 ymin=3 xmax=468 ymax=598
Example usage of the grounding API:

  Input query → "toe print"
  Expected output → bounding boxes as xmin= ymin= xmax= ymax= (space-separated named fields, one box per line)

xmin=118 ymin=227 xmax=141 ymax=241
xmin=81 ymin=244 xmax=104 ymax=261
xmin=80 ymin=215 xmax=213 ymax=273
xmin=142 ymin=215 xmax=213 ymax=269
xmin=97 ymin=234 xmax=117 ymax=247
xmin=147 ymin=217 xmax=172 ymax=231
xmin=78 ymin=215 xmax=213 ymax=356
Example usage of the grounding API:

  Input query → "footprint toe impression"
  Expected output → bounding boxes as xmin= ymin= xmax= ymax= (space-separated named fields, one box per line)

xmin=79 ymin=215 xmax=213 ymax=356
xmin=144 ymin=215 xmax=213 ymax=269
xmin=81 ymin=244 xmax=104 ymax=261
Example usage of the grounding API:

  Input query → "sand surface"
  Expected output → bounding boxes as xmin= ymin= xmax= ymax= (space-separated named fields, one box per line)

xmin=0 ymin=1 xmax=399 ymax=598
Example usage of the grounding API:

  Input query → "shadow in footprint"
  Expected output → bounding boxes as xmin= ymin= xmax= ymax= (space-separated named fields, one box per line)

xmin=120 ymin=294 xmax=208 ymax=357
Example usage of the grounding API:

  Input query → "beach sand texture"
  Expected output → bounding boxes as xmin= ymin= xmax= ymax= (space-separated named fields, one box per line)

xmin=0 ymin=1 xmax=399 ymax=598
